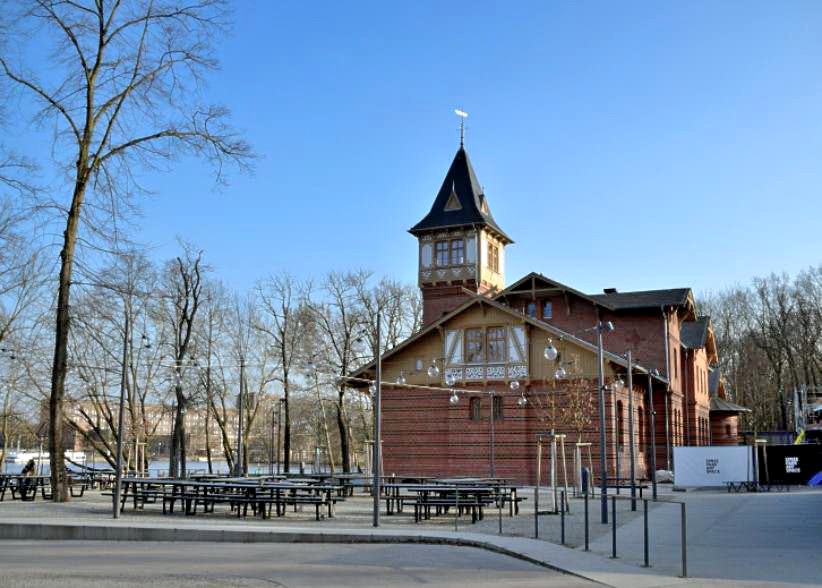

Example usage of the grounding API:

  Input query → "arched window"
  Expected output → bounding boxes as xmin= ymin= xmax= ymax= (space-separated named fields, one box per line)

xmin=637 ymin=405 xmax=644 ymax=451
xmin=469 ymin=397 xmax=481 ymax=422
xmin=617 ymin=400 xmax=625 ymax=449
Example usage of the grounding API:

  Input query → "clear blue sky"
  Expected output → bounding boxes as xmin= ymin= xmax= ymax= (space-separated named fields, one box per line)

xmin=28 ymin=2 xmax=822 ymax=295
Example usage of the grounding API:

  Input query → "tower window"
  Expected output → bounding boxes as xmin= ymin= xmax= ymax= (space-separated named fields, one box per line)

xmin=450 ymin=239 xmax=465 ymax=265
xmin=469 ymin=396 xmax=482 ymax=421
xmin=465 ymin=328 xmax=484 ymax=363
xmin=486 ymin=327 xmax=506 ymax=362
xmin=435 ymin=241 xmax=448 ymax=266
xmin=493 ymin=395 xmax=504 ymax=420
xmin=542 ymin=301 xmax=553 ymax=320
xmin=488 ymin=243 xmax=499 ymax=272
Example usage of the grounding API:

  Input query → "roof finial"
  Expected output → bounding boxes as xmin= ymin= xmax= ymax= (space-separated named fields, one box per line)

xmin=454 ymin=109 xmax=468 ymax=147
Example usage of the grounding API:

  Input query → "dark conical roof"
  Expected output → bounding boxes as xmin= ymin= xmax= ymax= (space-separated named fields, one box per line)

xmin=409 ymin=147 xmax=512 ymax=243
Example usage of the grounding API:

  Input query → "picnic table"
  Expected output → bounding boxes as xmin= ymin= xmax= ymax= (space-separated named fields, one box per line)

xmin=115 ymin=477 xmax=344 ymax=521
xmin=0 ymin=475 xmax=51 ymax=501
xmin=381 ymin=480 xmax=523 ymax=523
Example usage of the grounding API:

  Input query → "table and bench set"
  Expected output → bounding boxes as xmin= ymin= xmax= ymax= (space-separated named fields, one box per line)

xmin=380 ymin=477 xmax=525 ymax=524
xmin=112 ymin=476 xmax=344 ymax=520
xmin=0 ymin=472 xmax=91 ymax=501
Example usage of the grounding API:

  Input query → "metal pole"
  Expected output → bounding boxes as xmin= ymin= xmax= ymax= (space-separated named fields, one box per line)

xmin=681 ymin=502 xmax=687 ymax=577
xmin=372 ymin=312 xmax=381 ymax=528
xmin=236 ymin=358 xmax=245 ymax=477
xmin=627 ymin=351 xmax=636 ymax=511
xmin=276 ymin=399 xmax=283 ymax=475
xmin=534 ymin=437 xmax=541 ymax=539
xmin=560 ymin=490 xmax=566 ymax=545
xmin=490 ymin=391 xmax=496 ymax=478
xmin=113 ymin=313 xmax=128 ymax=519
xmin=611 ymin=495 xmax=617 ymax=558
xmin=584 ymin=487 xmax=589 ymax=551
xmin=647 ymin=373 xmax=658 ymax=500
xmin=664 ymin=392 xmax=671 ymax=470
xmin=597 ymin=325 xmax=608 ymax=523
xmin=269 ymin=402 xmax=275 ymax=476
xmin=498 ymin=484 xmax=503 ymax=535
xmin=643 ymin=499 xmax=649 ymax=567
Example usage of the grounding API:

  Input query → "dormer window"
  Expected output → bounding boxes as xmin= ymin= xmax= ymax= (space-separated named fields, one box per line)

xmin=435 ymin=241 xmax=448 ymax=266
xmin=450 ymin=239 xmax=465 ymax=265
xmin=488 ymin=243 xmax=499 ymax=272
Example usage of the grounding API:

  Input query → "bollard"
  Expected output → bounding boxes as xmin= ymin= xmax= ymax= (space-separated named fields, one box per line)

xmin=560 ymin=490 xmax=566 ymax=545
xmin=681 ymin=502 xmax=687 ymax=578
xmin=643 ymin=499 xmax=649 ymax=567
xmin=611 ymin=496 xmax=617 ymax=558
xmin=498 ymin=486 xmax=503 ymax=535
xmin=454 ymin=486 xmax=459 ymax=532
xmin=584 ymin=490 xmax=589 ymax=551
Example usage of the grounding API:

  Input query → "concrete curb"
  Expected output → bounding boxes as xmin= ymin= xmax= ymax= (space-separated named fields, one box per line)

xmin=0 ymin=520 xmax=626 ymax=586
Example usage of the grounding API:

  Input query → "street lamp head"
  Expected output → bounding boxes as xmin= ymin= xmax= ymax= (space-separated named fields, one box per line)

xmin=427 ymin=360 xmax=440 ymax=378
xmin=554 ymin=366 xmax=566 ymax=380
xmin=603 ymin=320 xmax=615 ymax=332
xmin=396 ymin=371 xmax=407 ymax=386
xmin=449 ymin=390 xmax=460 ymax=405
xmin=509 ymin=380 xmax=520 ymax=391
xmin=517 ymin=393 xmax=528 ymax=407
xmin=543 ymin=340 xmax=559 ymax=362
xmin=444 ymin=373 xmax=456 ymax=387
xmin=614 ymin=377 xmax=625 ymax=392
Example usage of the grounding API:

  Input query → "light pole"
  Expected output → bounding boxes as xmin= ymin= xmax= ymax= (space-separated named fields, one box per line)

xmin=235 ymin=357 xmax=245 ymax=477
xmin=595 ymin=320 xmax=614 ymax=524
xmin=113 ymin=312 xmax=129 ymax=519
xmin=647 ymin=369 xmax=659 ymax=500
xmin=372 ymin=312 xmax=382 ymax=527
xmin=626 ymin=351 xmax=637 ymax=510
xmin=277 ymin=398 xmax=284 ymax=474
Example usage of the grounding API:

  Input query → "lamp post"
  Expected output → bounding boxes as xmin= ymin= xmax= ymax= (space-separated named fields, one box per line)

xmin=276 ymin=398 xmax=284 ymax=475
xmin=235 ymin=357 xmax=245 ymax=477
xmin=372 ymin=312 xmax=382 ymax=527
xmin=113 ymin=313 xmax=129 ymax=519
xmin=595 ymin=320 xmax=614 ymax=524
xmin=625 ymin=352 xmax=637 ymax=510
xmin=647 ymin=369 xmax=659 ymax=500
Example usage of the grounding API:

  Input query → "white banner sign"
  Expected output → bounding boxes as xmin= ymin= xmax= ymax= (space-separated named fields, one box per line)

xmin=673 ymin=446 xmax=753 ymax=487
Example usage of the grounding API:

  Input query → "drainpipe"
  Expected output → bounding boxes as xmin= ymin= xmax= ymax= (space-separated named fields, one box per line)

xmin=662 ymin=307 xmax=672 ymax=469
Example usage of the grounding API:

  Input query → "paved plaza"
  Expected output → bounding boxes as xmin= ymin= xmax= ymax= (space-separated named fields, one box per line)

xmin=1 ymin=486 xmax=820 ymax=587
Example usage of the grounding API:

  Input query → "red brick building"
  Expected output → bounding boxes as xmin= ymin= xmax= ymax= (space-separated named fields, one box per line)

xmin=353 ymin=145 xmax=745 ymax=484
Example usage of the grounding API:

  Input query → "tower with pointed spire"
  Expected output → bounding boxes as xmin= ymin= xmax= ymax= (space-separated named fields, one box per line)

xmin=410 ymin=146 xmax=513 ymax=326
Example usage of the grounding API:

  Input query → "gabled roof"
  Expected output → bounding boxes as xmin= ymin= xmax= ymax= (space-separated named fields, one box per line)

xmin=494 ymin=272 xmax=615 ymax=310
xmin=680 ymin=316 xmax=710 ymax=349
xmin=589 ymin=288 xmax=692 ymax=310
xmin=409 ymin=147 xmax=512 ymax=243
xmin=710 ymin=396 xmax=751 ymax=413
xmin=349 ymin=290 xmax=668 ymax=386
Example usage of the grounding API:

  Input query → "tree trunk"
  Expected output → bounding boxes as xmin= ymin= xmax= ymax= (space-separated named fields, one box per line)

xmin=336 ymin=388 xmax=351 ymax=472
xmin=49 ymin=179 xmax=87 ymax=502
xmin=283 ymin=384 xmax=291 ymax=474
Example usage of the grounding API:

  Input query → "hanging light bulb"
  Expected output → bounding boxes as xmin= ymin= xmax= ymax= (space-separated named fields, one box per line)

xmin=396 ymin=371 xmax=407 ymax=386
xmin=614 ymin=376 xmax=625 ymax=392
xmin=517 ymin=393 xmax=528 ymax=407
xmin=554 ymin=366 xmax=567 ymax=380
xmin=543 ymin=339 xmax=558 ymax=361
xmin=509 ymin=380 xmax=520 ymax=391
xmin=427 ymin=360 xmax=440 ymax=378
xmin=449 ymin=390 xmax=460 ymax=405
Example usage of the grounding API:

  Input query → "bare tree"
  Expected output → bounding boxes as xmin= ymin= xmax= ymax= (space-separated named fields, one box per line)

xmin=256 ymin=274 xmax=310 ymax=474
xmin=164 ymin=246 xmax=204 ymax=478
xmin=0 ymin=0 xmax=251 ymax=500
